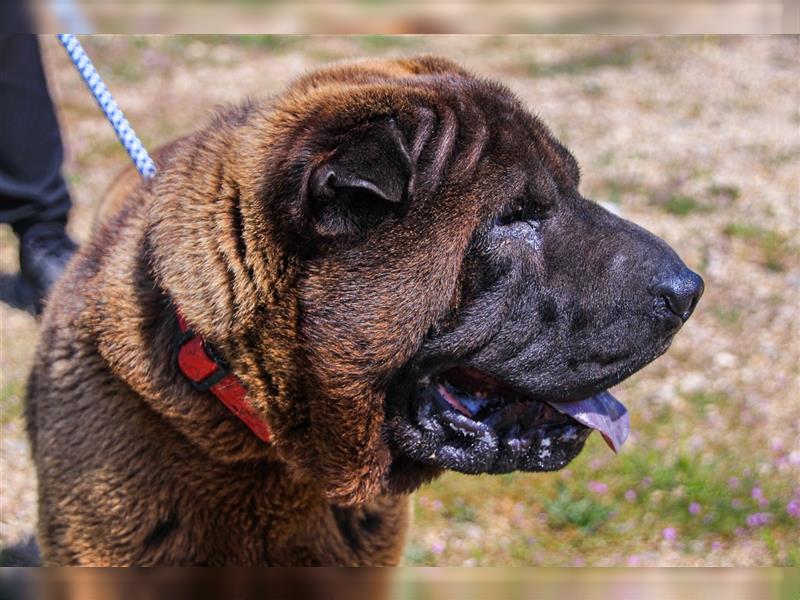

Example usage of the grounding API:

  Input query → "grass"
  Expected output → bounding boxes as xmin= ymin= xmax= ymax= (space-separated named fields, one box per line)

xmin=723 ymin=223 xmax=793 ymax=272
xmin=169 ymin=35 xmax=302 ymax=51
xmin=359 ymin=35 xmax=418 ymax=51
xmin=527 ymin=44 xmax=636 ymax=77
xmin=442 ymin=498 xmax=479 ymax=523
xmin=404 ymin=542 xmax=436 ymax=565
xmin=711 ymin=305 xmax=742 ymax=326
xmin=0 ymin=380 xmax=25 ymax=425
xmin=407 ymin=401 xmax=800 ymax=565
xmin=545 ymin=484 xmax=612 ymax=533
xmin=592 ymin=177 xmax=643 ymax=206
xmin=615 ymin=449 xmax=758 ymax=537
xmin=707 ymin=183 xmax=741 ymax=202
xmin=685 ymin=390 xmax=728 ymax=411
xmin=663 ymin=195 xmax=708 ymax=217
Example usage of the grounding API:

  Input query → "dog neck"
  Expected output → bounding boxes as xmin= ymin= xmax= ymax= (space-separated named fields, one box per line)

xmin=174 ymin=308 xmax=273 ymax=443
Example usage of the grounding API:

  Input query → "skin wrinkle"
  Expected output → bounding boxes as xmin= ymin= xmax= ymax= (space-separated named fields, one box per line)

xmin=225 ymin=183 xmax=263 ymax=323
xmin=228 ymin=181 xmax=251 ymax=280
xmin=460 ymin=107 xmax=489 ymax=178
xmin=210 ymin=167 xmax=240 ymax=321
xmin=409 ymin=106 xmax=436 ymax=163
xmin=427 ymin=102 xmax=458 ymax=194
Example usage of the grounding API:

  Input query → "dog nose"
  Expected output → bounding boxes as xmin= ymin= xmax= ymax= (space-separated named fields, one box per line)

xmin=657 ymin=269 xmax=704 ymax=321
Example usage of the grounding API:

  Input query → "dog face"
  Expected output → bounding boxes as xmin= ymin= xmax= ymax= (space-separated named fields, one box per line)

xmin=218 ymin=57 xmax=703 ymax=503
xmin=386 ymin=175 xmax=703 ymax=480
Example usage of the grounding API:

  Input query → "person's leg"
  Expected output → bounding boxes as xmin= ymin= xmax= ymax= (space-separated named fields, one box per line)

xmin=0 ymin=34 xmax=72 ymax=231
xmin=0 ymin=34 xmax=76 ymax=311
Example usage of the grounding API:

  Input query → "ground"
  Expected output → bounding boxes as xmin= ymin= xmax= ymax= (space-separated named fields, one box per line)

xmin=1 ymin=35 xmax=798 ymax=566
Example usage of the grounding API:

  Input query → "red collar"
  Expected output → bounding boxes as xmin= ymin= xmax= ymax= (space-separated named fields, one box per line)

xmin=176 ymin=311 xmax=272 ymax=443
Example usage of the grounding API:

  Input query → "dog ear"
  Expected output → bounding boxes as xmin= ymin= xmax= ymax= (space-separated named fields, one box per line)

xmin=309 ymin=119 xmax=413 ymax=236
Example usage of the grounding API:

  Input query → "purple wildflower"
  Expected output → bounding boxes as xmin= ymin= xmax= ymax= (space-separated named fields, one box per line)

xmin=431 ymin=541 xmax=446 ymax=555
xmin=727 ymin=476 xmax=740 ymax=489
xmin=787 ymin=499 xmax=800 ymax=519
xmin=431 ymin=500 xmax=444 ymax=512
xmin=689 ymin=502 xmax=701 ymax=515
xmin=745 ymin=512 xmax=772 ymax=528
xmin=731 ymin=498 xmax=744 ymax=509
xmin=641 ymin=476 xmax=653 ymax=487
xmin=627 ymin=554 xmax=642 ymax=566
xmin=588 ymin=480 xmax=608 ymax=494
xmin=752 ymin=487 xmax=769 ymax=508
xmin=624 ymin=489 xmax=637 ymax=502
xmin=662 ymin=527 xmax=677 ymax=541
xmin=711 ymin=541 xmax=723 ymax=551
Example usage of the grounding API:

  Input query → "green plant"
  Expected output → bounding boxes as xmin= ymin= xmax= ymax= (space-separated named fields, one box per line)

xmin=723 ymin=223 xmax=793 ymax=272
xmin=664 ymin=195 xmax=707 ymax=216
xmin=545 ymin=485 xmax=612 ymax=532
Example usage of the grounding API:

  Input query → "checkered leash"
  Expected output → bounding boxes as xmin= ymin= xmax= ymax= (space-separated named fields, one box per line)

xmin=57 ymin=34 xmax=157 ymax=180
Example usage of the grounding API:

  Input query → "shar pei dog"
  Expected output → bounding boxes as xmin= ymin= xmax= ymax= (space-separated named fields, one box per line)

xmin=26 ymin=56 xmax=703 ymax=565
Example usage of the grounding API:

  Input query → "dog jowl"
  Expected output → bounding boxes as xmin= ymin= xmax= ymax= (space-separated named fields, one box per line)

xmin=28 ymin=56 xmax=703 ymax=565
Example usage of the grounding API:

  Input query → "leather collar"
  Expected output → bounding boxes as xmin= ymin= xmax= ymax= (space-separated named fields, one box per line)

xmin=176 ymin=310 xmax=272 ymax=443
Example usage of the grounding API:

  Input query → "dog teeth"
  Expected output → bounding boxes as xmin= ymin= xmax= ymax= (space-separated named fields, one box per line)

xmin=560 ymin=427 xmax=579 ymax=441
xmin=460 ymin=396 xmax=491 ymax=415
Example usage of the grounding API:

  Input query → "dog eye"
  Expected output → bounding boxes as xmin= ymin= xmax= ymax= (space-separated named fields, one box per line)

xmin=496 ymin=197 xmax=548 ymax=227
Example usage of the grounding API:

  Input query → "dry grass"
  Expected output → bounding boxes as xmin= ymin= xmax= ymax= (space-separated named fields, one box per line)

xmin=1 ymin=35 xmax=798 ymax=566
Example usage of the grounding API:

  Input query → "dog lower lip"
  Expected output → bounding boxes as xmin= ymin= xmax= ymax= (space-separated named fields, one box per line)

xmin=390 ymin=372 xmax=591 ymax=474
xmin=429 ymin=367 xmax=630 ymax=452
xmin=387 ymin=365 xmax=628 ymax=474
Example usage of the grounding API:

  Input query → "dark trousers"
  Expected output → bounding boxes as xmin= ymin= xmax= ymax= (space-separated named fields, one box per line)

xmin=0 ymin=34 xmax=71 ymax=235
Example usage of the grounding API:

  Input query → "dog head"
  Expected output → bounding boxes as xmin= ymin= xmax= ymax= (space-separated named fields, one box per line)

xmin=155 ymin=57 xmax=703 ymax=504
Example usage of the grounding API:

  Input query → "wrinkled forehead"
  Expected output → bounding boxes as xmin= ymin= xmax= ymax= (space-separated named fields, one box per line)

xmin=403 ymin=78 xmax=580 ymax=199
xmin=261 ymin=66 xmax=580 ymax=222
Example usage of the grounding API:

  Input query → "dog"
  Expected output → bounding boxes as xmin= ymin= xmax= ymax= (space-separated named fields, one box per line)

xmin=26 ymin=56 xmax=703 ymax=565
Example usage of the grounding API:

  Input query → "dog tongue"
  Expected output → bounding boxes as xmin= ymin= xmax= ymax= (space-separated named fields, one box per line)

xmin=547 ymin=391 xmax=629 ymax=453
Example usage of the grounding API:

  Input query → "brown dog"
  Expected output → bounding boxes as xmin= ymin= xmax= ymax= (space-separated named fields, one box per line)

xmin=26 ymin=56 xmax=703 ymax=565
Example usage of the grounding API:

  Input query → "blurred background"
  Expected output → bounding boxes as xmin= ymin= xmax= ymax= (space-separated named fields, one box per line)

xmin=0 ymin=35 xmax=798 ymax=566
xmin=26 ymin=1 xmax=798 ymax=34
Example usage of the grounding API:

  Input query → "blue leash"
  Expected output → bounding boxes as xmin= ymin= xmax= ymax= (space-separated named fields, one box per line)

xmin=57 ymin=34 xmax=157 ymax=180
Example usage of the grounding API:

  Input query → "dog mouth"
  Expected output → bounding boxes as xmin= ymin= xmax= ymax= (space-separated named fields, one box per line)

xmin=387 ymin=366 xmax=629 ymax=474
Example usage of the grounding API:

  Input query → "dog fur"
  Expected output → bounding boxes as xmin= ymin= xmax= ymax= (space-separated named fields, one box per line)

xmin=26 ymin=56 xmax=700 ymax=565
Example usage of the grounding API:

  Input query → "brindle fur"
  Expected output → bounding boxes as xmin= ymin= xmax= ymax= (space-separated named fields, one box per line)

xmin=27 ymin=56 xmax=692 ymax=565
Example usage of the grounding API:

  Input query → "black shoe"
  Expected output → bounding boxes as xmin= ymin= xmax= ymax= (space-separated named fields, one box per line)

xmin=19 ymin=222 xmax=77 ymax=314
